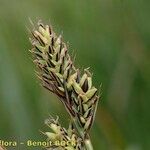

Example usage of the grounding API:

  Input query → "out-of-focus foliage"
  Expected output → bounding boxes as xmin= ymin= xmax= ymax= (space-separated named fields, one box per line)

xmin=0 ymin=0 xmax=150 ymax=150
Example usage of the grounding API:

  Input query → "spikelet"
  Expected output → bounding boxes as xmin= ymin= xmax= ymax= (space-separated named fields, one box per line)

xmin=44 ymin=117 xmax=83 ymax=150
xmin=29 ymin=22 xmax=100 ymax=149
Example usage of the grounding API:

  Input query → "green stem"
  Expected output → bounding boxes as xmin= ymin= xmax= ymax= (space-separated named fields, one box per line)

xmin=73 ymin=118 xmax=93 ymax=150
xmin=84 ymin=138 xmax=93 ymax=150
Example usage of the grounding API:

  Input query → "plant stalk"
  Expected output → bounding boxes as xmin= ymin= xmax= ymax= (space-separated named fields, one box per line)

xmin=84 ymin=138 xmax=93 ymax=150
xmin=73 ymin=118 xmax=93 ymax=150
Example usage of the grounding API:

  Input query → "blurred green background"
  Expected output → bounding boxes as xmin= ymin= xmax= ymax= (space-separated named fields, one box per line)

xmin=0 ymin=0 xmax=150 ymax=149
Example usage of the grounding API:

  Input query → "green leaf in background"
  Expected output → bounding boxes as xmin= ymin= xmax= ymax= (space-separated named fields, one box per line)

xmin=0 ymin=0 xmax=150 ymax=149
